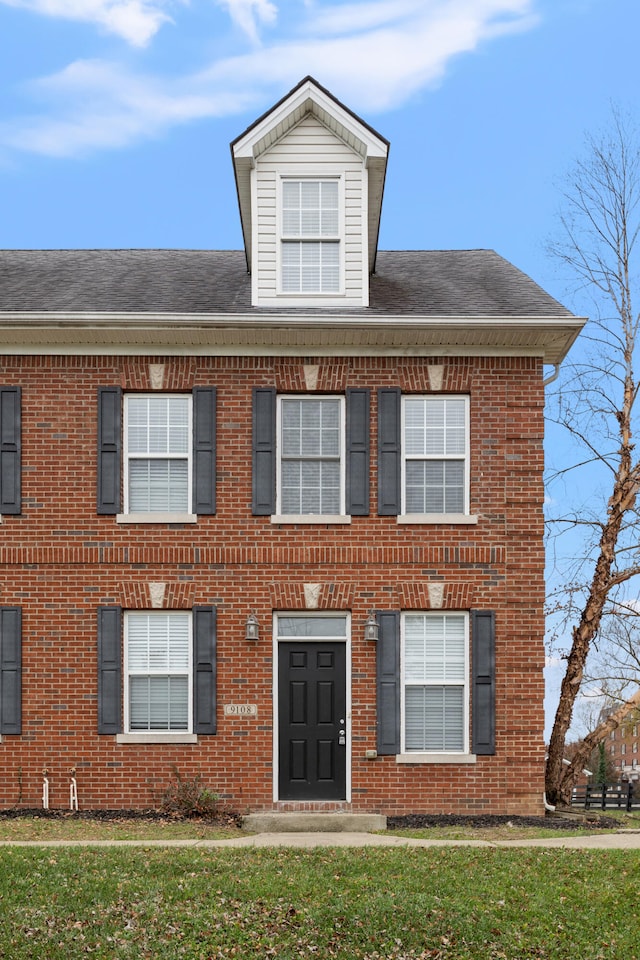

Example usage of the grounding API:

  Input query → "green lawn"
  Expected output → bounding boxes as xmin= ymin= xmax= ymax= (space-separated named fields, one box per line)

xmin=0 ymin=815 xmax=239 ymax=842
xmin=1 ymin=846 xmax=638 ymax=958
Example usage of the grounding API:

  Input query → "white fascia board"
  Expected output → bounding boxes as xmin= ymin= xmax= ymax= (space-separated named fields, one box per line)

xmin=0 ymin=311 xmax=586 ymax=327
xmin=232 ymin=81 xmax=388 ymax=162
xmin=0 ymin=311 xmax=587 ymax=362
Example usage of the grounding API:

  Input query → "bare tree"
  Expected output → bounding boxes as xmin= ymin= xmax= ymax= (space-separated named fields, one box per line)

xmin=545 ymin=108 xmax=640 ymax=805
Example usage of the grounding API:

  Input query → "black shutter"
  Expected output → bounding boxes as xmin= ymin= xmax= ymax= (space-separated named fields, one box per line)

xmin=346 ymin=388 xmax=370 ymax=516
xmin=97 ymin=387 xmax=122 ymax=515
xmin=472 ymin=610 xmax=496 ymax=755
xmin=193 ymin=387 xmax=216 ymax=515
xmin=377 ymin=388 xmax=401 ymax=515
xmin=193 ymin=606 xmax=217 ymax=735
xmin=252 ymin=387 xmax=276 ymax=515
xmin=376 ymin=611 xmax=400 ymax=755
xmin=0 ymin=387 xmax=21 ymax=515
xmin=0 ymin=607 xmax=21 ymax=735
xmin=97 ymin=606 xmax=122 ymax=735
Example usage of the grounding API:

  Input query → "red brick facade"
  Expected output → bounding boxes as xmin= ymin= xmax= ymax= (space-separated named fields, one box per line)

xmin=0 ymin=352 xmax=547 ymax=815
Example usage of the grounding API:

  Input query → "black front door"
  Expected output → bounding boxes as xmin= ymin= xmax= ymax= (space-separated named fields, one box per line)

xmin=278 ymin=641 xmax=347 ymax=801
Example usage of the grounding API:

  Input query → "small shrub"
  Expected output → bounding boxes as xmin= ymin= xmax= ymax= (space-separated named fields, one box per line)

xmin=158 ymin=766 xmax=219 ymax=818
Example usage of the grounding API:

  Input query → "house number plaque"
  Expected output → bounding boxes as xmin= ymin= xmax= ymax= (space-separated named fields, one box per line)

xmin=224 ymin=704 xmax=258 ymax=717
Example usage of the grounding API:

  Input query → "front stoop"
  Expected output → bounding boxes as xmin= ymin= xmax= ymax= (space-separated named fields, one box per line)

xmin=242 ymin=813 xmax=387 ymax=833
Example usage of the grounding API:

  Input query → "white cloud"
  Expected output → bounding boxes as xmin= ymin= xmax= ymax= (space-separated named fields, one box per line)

xmin=0 ymin=60 xmax=256 ymax=157
xmin=203 ymin=0 xmax=537 ymax=112
xmin=215 ymin=0 xmax=278 ymax=44
xmin=545 ymin=655 xmax=564 ymax=669
xmin=0 ymin=0 xmax=540 ymax=156
xmin=0 ymin=0 xmax=173 ymax=46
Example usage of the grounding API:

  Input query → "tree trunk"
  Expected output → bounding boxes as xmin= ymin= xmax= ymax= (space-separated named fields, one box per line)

xmin=545 ymin=421 xmax=638 ymax=805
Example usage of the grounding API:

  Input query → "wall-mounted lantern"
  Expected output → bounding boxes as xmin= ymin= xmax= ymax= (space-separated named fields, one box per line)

xmin=364 ymin=611 xmax=379 ymax=642
xmin=245 ymin=612 xmax=260 ymax=642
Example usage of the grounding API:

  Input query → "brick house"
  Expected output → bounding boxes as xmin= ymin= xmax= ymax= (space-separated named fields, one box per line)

xmin=606 ymin=712 xmax=640 ymax=783
xmin=0 ymin=77 xmax=583 ymax=817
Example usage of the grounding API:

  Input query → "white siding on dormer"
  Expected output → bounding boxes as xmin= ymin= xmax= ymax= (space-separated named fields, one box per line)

xmin=252 ymin=115 xmax=368 ymax=308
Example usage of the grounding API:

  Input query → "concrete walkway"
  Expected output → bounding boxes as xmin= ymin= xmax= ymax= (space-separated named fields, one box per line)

xmin=3 ymin=831 xmax=640 ymax=849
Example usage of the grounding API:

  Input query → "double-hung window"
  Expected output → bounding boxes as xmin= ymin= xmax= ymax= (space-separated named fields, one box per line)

xmin=402 ymin=612 xmax=468 ymax=753
xmin=402 ymin=396 xmax=469 ymax=516
xmin=124 ymin=611 xmax=192 ymax=734
xmin=278 ymin=396 xmax=345 ymax=516
xmin=124 ymin=395 xmax=191 ymax=514
xmin=281 ymin=180 xmax=340 ymax=294
xmin=98 ymin=386 xmax=215 ymax=520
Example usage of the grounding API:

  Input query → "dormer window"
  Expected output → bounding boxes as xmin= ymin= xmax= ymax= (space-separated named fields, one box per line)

xmin=281 ymin=179 xmax=340 ymax=294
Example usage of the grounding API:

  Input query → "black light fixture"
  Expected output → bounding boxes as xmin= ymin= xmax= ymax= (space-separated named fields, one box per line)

xmin=245 ymin=612 xmax=260 ymax=641
xmin=364 ymin=611 xmax=379 ymax=642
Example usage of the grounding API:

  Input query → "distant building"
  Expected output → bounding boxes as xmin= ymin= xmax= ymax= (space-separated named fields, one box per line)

xmin=607 ymin=714 xmax=640 ymax=782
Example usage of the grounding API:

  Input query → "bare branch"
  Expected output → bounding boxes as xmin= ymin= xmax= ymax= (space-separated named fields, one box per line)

xmin=545 ymin=106 xmax=640 ymax=805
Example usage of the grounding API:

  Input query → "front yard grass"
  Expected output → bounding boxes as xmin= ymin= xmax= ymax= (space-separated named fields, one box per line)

xmin=1 ymin=845 xmax=638 ymax=958
xmin=0 ymin=814 xmax=239 ymax=842
xmin=1 ymin=810 xmax=636 ymax=843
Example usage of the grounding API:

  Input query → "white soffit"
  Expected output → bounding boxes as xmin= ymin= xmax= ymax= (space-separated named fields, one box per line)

xmin=0 ymin=312 xmax=585 ymax=363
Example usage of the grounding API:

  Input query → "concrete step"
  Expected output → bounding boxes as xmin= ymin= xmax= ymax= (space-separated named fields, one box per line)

xmin=242 ymin=812 xmax=387 ymax=833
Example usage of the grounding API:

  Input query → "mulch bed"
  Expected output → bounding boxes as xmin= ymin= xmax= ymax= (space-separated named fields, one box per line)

xmin=0 ymin=809 xmax=622 ymax=831
xmin=387 ymin=813 xmax=621 ymax=831
xmin=0 ymin=807 xmax=243 ymax=827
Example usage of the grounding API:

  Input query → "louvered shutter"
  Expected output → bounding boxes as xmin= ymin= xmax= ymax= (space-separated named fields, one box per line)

xmin=97 ymin=606 xmax=122 ymax=734
xmin=0 ymin=607 xmax=21 ymax=735
xmin=193 ymin=606 xmax=217 ymax=735
xmin=376 ymin=611 xmax=400 ymax=755
xmin=471 ymin=610 xmax=496 ymax=755
xmin=377 ymin=388 xmax=401 ymax=515
xmin=193 ymin=387 xmax=216 ymax=515
xmin=252 ymin=387 xmax=276 ymax=515
xmin=0 ymin=387 xmax=21 ymax=515
xmin=97 ymin=387 xmax=122 ymax=514
xmin=346 ymin=388 xmax=370 ymax=516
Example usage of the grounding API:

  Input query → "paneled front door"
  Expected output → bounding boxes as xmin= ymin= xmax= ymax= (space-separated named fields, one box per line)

xmin=278 ymin=640 xmax=347 ymax=801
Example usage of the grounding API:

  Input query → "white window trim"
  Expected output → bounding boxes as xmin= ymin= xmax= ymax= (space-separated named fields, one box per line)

xmin=123 ymin=611 xmax=193 ymax=738
xmin=270 ymin=514 xmax=351 ymax=525
xmin=117 ymin=733 xmax=198 ymax=744
xmin=400 ymin=611 xmax=471 ymax=757
xmin=276 ymin=175 xmax=345 ymax=300
xmin=123 ymin=393 xmax=193 ymax=517
xmin=397 ymin=513 xmax=478 ymax=525
xmin=272 ymin=611 xmax=351 ymax=803
xmin=275 ymin=394 xmax=347 ymax=519
xmin=401 ymin=395 xmax=471 ymax=518
xmin=117 ymin=512 xmax=197 ymax=524
xmin=396 ymin=752 xmax=477 ymax=764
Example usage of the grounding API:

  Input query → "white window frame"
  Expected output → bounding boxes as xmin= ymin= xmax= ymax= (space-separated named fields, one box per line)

xmin=122 ymin=610 xmax=194 ymax=739
xmin=400 ymin=612 xmax=470 ymax=757
xmin=120 ymin=393 xmax=195 ymax=523
xmin=273 ymin=394 xmax=348 ymax=522
xmin=399 ymin=395 xmax=473 ymax=523
xmin=277 ymin=176 xmax=343 ymax=297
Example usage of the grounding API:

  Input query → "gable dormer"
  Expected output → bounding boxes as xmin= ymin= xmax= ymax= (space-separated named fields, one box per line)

xmin=231 ymin=77 xmax=389 ymax=308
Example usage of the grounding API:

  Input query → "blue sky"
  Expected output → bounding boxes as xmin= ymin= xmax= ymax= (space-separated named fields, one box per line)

xmin=1 ymin=0 xmax=636 ymax=300
xmin=1 ymin=0 xmax=638 ymax=737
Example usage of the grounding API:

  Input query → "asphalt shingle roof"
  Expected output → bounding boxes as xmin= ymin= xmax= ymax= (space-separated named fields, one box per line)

xmin=0 ymin=248 xmax=572 ymax=317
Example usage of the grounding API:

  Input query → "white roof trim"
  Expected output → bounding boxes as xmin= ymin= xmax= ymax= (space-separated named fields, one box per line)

xmin=0 ymin=311 xmax=586 ymax=363
xmin=232 ymin=79 xmax=388 ymax=161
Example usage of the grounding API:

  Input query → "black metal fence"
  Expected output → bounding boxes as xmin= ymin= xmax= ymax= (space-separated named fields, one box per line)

xmin=571 ymin=782 xmax=640 ymax=811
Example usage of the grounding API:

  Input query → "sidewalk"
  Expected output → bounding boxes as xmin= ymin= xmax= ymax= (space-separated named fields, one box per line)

xmin=2 ymin=830 xmax=640 ymax=849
